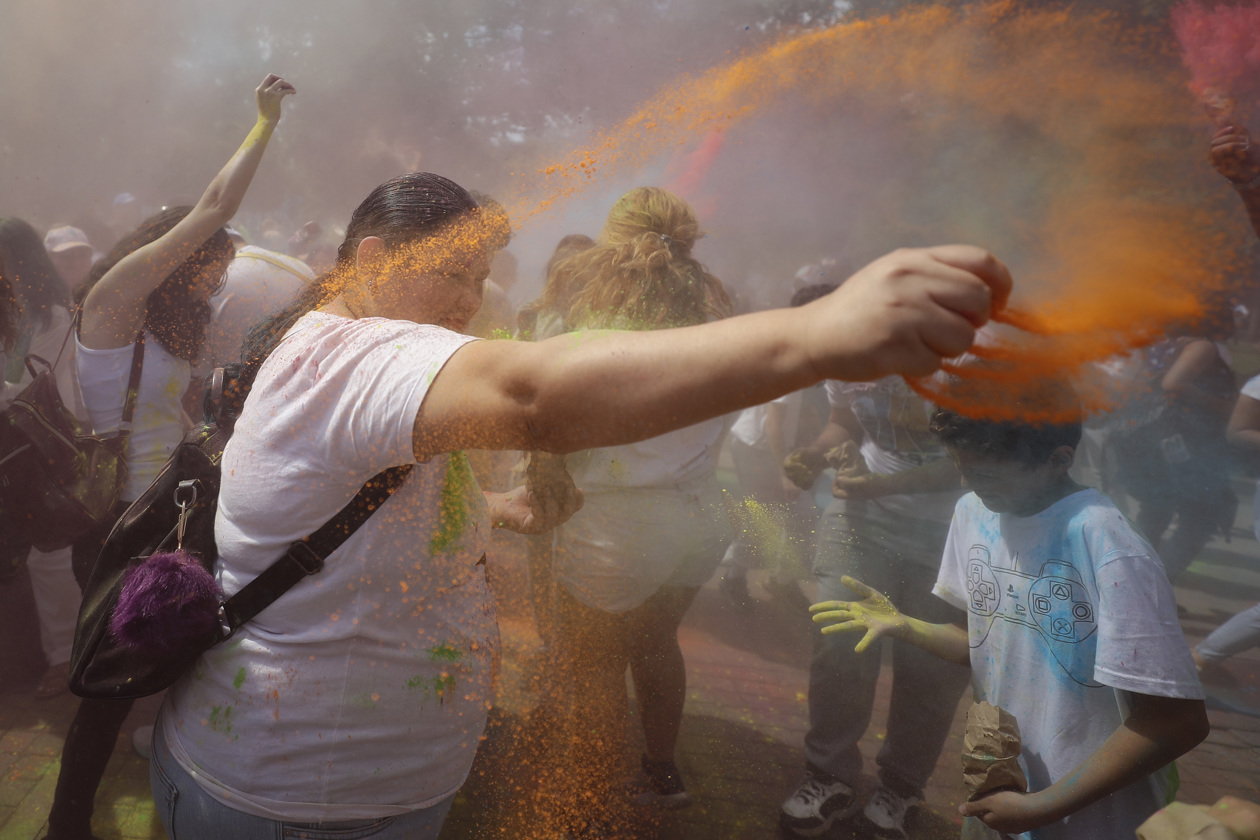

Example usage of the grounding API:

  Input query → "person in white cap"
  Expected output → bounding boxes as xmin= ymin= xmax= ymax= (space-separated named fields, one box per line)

xmin=44 ymin=225 xmax=96 ymax=292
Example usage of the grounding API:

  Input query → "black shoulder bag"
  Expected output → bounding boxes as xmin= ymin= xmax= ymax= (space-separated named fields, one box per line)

xmin=69 ymin=367 xmax=412 ymax=699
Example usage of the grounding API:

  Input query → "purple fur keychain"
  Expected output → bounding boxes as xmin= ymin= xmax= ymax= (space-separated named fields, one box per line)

xmin=111 ymin=550 xmax=223 ymax=654
xmin=110 ymin=480 xmax=223 ymax=655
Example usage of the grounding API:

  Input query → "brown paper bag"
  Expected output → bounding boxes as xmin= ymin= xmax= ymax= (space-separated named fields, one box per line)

xmin=962 ymin=701 xmax=1028 ymax=801
xmin=1136 ymin=803 xmax=1241 ymax=840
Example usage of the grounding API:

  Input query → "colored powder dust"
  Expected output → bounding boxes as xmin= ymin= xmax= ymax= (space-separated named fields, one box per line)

xmin=1172 ymin=1 xmax=1260 ymax=115
xmin=731 ymin=497 xmax=810 ymax=579
xmin=430 ymin=452 xmax=475 ymax=555
xmin=663 ymin=129 xmax=726 ymax=200
xmin=484 ymin=1 xmax=1253 ymax=423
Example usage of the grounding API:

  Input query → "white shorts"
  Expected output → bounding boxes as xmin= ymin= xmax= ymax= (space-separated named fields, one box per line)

xmin=556 ymin=474 xmax=732 ymax=614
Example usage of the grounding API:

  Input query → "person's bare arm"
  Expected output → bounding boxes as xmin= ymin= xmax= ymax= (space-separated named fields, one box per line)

xmin=413 ymin=246 xmax=1012 ymax=459
xmin=960 ymin=693 xmax=1209 ymax=834
xmin=80 ymin=75 xmax=295 ymax=350
xmin=1211 ymin=123 xmax=1260 ymax=242
xmin=1161 ymin=339 xmax=1234 ymax=420
xmin=1227 ymin=393 xmax=1260 ymax=451
xmin=763 ymin=400 xmax=792 ymax=472
xmin=810 ymin=575 xmax=971 ymax=665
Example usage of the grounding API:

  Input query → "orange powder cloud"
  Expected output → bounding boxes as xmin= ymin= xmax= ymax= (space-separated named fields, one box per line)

xmin=494 ymin=2 xmax=1250 ymax=423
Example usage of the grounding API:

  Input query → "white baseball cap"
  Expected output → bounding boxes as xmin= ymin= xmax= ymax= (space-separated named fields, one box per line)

xmin=44 ymin=225 xmax=93 ymax=254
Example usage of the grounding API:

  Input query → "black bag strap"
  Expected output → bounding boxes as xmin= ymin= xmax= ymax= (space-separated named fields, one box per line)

xmin=216 ymin=463 xmax=414 ymax=638
xmin=117 ymin=332 xmax=145 ymax=434
xmin=50 ymin=303 xmax=80 ymax=371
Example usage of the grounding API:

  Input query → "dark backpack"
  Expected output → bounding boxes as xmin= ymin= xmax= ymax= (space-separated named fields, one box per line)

xmin=0 ymin=337 xmax=142 ymax=552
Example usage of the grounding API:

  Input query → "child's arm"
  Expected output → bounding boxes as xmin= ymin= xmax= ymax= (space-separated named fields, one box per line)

xmin=810 ymin=576 xmax=970 ymax=665
xmin=960 ymin=691 xmax=1209 ymax=834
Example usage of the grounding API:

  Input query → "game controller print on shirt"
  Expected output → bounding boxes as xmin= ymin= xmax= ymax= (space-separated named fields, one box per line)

xmin=965 ymin=544 xmax=1102 ymax=687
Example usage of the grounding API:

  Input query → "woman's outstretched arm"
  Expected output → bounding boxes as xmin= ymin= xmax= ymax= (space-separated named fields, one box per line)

xmin=80 ymin=74 xmax=295 ymax=350
xmin=415 ymin=245 xmax=1011 ymax=456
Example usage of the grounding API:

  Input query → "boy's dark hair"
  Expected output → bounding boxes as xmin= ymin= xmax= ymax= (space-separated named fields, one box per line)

xmin=928 ymin=378 xmax=1082 ymax=466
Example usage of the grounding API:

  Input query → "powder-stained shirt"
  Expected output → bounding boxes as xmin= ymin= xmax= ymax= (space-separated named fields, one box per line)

xmin=935 ymin=489 xmax=1202 ymax=840
xmin=162 ymin=311 xmax=495 ymax=821
xmin=825 ymin=377 xmax=959 ymax=523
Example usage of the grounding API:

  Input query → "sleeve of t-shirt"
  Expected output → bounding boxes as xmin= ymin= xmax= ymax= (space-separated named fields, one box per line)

xmin=314 ymin=319 xmax=478 ymax=476
xmin=1241 ymin=373 xmax=1260 ymax=402
xmin=932 ymin=496 xmax=971 ymax=612
xmin=824 ymin=379 xmax=846 ymax=410
xmin=1093 ymin=553 xmax=1204 ymax=699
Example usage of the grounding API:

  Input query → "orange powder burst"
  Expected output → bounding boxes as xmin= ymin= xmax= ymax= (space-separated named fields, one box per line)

xmin=485 ymin=2 xmax=1251 ymax=422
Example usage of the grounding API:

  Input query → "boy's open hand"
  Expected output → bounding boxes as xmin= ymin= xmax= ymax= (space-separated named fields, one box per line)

xmin=960 ymin=790 xmax=1056 ymax=835
xmin=810 ymin=576 xmax=907 ymax=653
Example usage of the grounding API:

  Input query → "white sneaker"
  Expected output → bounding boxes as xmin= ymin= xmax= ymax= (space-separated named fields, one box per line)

xmin=857 ymin=785 xmax=921 ymax=839
xmin=779 ymin=773 xmax=859 ymax=837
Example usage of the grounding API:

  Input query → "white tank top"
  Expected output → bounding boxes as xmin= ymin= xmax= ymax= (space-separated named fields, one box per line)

xmin=76 ymin=332 xmax=189 ymax=501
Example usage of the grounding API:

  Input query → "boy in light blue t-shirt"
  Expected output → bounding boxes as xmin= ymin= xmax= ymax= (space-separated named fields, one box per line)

xmin=812 ymin=385 xmax=1208 ymax=840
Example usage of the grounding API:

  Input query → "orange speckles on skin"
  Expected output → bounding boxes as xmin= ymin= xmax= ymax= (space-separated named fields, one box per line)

xmin=399 ymin=580 xmax=409 ymax=593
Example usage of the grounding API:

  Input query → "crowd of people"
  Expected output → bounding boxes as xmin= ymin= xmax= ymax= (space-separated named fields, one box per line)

xmin=1 ymin=73 xmax=1259 ymax=840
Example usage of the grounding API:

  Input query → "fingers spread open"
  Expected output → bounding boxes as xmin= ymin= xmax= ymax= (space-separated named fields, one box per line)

xmin=840 ymin=575 xmax=876 ymax=599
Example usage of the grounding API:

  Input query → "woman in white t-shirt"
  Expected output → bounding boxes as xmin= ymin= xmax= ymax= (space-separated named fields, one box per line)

xmin=45 ymin=74 xmax=295 ymax=840
xmin=0 ymin=217 xmax=86 ymax=701
xmin=538 ymin=188 xmax=734 ymax=822
xmin=143 ymin=173 xmax=1015 ymax=838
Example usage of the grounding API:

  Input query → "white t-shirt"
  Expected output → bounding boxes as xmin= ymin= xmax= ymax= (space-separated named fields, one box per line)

xmin=195 ymin=246 xmax=314 ymax=376
xmin=826 ymin=377 xmax=959 ymax=523
xmin=935 ymin=489 xmax=1203 ymax=840
xmin=76 ymin=332 xmax=189 ymax=501
xmin=729 ymin=391 xmax=802 ymax=451
xmin=565 ymin=416 xmax=728 ymax=489
xmin=1240 ymin=373 xmax=1260 ymax=403
xmin=162 ymin=311 xmax=496 ymax=822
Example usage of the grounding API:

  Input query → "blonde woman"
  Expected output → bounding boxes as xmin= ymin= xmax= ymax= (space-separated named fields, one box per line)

xmin=545 ymin=188 xmax=737 ymax=820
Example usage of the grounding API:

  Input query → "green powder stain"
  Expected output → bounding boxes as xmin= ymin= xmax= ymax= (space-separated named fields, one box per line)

xmin=427 ymin=644 xmax=463 ymax=663
xmin=233 ymin=667 xmax=247 ymax=690
xmin=208 ymin=704 xmax=234 ymax=735
xmin=429 ymin=452 xmax=474 ymax=554
xmin=404 ymin=672 xmax=458 ymax=705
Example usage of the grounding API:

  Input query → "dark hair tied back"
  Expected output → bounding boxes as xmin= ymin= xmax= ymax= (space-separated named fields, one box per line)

xmin=237 ymin=173 xmax=482 ymax=395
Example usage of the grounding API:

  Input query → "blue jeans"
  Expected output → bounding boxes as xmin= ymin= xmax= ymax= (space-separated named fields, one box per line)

xmin=805 ymin=503 xmax=971 ymax=798
xmin=150 ymin=723 xmax=455 ymax=840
